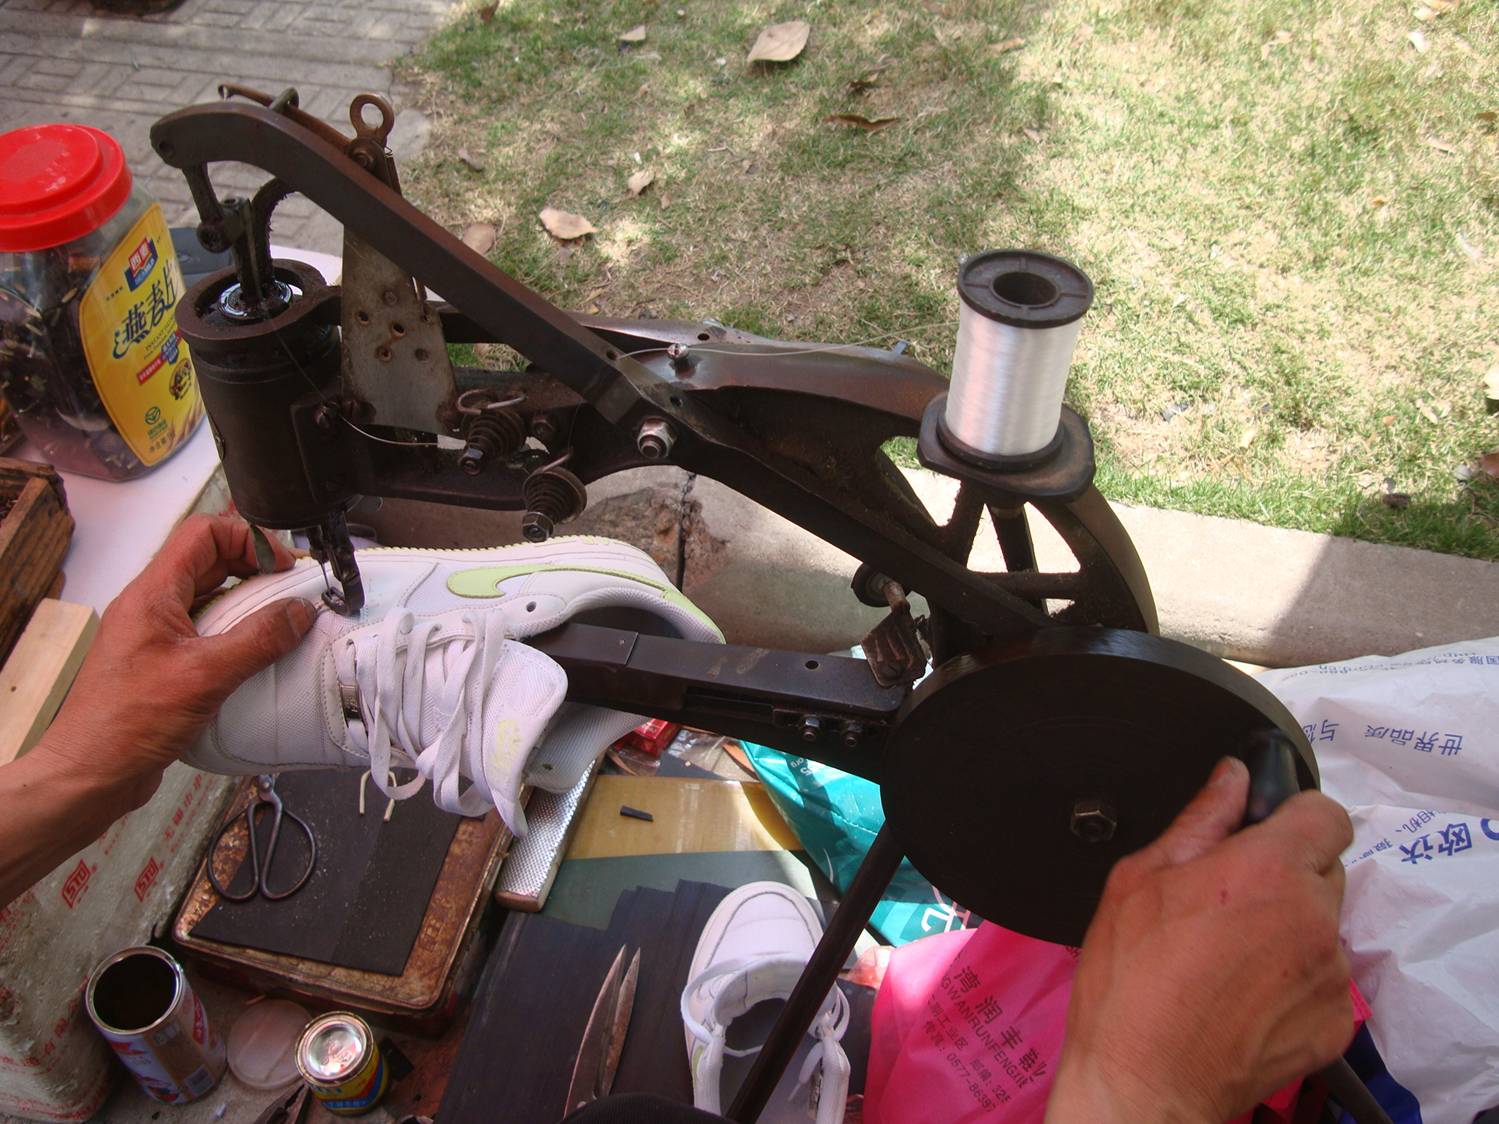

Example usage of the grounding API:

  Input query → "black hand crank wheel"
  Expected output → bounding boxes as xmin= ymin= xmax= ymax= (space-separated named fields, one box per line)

xmin=880 ymin=628 xmax=1317 ymax=946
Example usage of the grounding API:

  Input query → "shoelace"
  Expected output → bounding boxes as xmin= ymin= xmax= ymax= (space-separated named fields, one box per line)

xmin=345 ymin=608 xmax=508 ymax=816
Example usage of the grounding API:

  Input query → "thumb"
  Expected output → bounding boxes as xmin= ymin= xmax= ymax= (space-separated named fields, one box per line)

xmin=194 ymin=598 xmax=316 ymax=699
xmin=1134 ymin=756 xmax=1249 ymax=871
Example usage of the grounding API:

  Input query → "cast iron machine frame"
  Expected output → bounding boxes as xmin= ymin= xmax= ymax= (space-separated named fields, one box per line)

xmin=150 ymin=88 xmax=1385 ymax=1123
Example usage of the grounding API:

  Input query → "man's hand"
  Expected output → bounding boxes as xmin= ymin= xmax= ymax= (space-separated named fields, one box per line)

xmin=1045 ymin=756 xmax=1355 ymax=1123
xmin=40 ymin=514 xmax=315 ymax=807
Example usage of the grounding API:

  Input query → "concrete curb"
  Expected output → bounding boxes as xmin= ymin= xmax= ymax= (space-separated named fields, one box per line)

xmin=364 ymin=466 xmax=1499 ymax=668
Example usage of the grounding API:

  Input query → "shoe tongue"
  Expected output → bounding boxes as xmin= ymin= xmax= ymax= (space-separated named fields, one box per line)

xmin=337 ymin=618 xmax=482 ymax=750
xmin=415 ymin=640 xmax=470 ymax=744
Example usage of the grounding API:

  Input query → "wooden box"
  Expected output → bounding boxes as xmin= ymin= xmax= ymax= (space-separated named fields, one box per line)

xmin=0 ymin=459 xmax=73 ymax=669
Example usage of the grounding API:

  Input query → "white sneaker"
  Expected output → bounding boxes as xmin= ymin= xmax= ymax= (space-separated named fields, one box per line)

xmin=186 ymin=537 xmax=722 ymax=833
xmin=681 ymin=882 xmax=851 ymax=1124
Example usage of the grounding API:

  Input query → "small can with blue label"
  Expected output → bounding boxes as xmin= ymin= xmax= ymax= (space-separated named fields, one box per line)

xmin=295 ymin=1012 xmax=388 ymax=1115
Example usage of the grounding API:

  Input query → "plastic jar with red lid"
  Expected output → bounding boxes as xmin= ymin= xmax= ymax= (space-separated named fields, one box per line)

xmin=0 ymin=123 xmax=202 ymax=480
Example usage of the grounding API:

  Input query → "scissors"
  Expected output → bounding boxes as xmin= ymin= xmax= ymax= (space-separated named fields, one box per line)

xmin=207 ymin=774 xmax=318 ymax=902
xmin=563 ymin=945 xmax=641 ymax=1115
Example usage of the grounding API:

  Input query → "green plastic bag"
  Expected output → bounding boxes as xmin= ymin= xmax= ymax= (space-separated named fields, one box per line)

xmin=743 ymin=743 xmax=978 ymax=946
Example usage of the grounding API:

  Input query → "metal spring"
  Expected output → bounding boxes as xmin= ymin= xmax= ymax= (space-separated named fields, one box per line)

xmin=521 ymin=466 xmax=588 ymax=541
xmin=458 ymin=408 xmax=524 ymax=475
xmin=523 ymin=467 xmax=586 ymax=518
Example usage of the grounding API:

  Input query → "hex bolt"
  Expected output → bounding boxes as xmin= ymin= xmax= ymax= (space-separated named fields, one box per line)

xmin=312 ymin=403 xmax=338 ymax=433
xmin=530 ymin=414 xmax=559 ymax=445
xmin=381 ymin=289 xmax=399 ymax=306
xmin=842 ymin=721 xmax=865 ymax=750
xmin=1070 ymin=797 xmax=1118 ymax=844
xmin=666 ymin=343 xmax=692 ymax=373
xmin=458 ymin=445 xmax=486 ymax=476
xmin=637 ymin=417 xmax=676 ymax=460
xmin=521 ymin=510 xmax=554 ymax=543
xmin=800 ymin=716 xmax=822 ymax=743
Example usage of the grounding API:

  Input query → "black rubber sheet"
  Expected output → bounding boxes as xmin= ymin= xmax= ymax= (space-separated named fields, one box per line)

xmin=191 ymin=770 xmax=461 ymax=976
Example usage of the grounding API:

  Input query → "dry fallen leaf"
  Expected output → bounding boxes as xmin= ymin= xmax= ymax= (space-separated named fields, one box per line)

xmin=1478 ymin=110 xmax=1499 ymax=127
xmin=1456 ymin=233 xmax=1483 ymax=261
xmin=1382 ymin=490 xmax=1412 ymax=510
xmin=1371 ymin=195 xmax=1389 ymax=208
xmin=1414 ymin=5 xmax=1437 ymax=20
xmin=747 ymin=20 xmax=810 ymax=64
xmin=1022 ymin=127 xmax=1044 ymax=143
xmin=1238 ymin=426 xmax=1258 ymax=450
xmin=989 ymin=36 xmax=1026 ymax=55
xmin=1408 ymin=29 xmax=1429 ymax=52
xmin=1425 ymin=136 xmax=1458 ymax=154
xmin=539 ymin=206 xmax=597 ymax=240
xmin=1418 ymin=400 xmax=1443 ymax=425
xmin=476 ymin=1 xmax=496 ymax=21
xmin=1484 ymin=365 xmax=1499 ymax=401
xmin=619 ymin=24 xmax=647 ymax=43
xmin=461 ymin=222 xmax=497 ymax=255
xmin=627 ymin=168 xmax=655 ymax=196
xmin=827 ymin=112 xmax=900 ymax=131
xmin=458 ymin=148 xmax=485 ymax=173
xmin=1481 ymin=451 xmax=1499 ymax=478
xmin=1381 ymin=415 xmax=1396 ymax=426
xmin=847 ymin=63 xmax=890 ymax=95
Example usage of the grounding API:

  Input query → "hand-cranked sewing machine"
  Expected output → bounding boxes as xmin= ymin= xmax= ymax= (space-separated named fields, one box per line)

xmin=150 ymin=88 xmax=1384 ymax=1122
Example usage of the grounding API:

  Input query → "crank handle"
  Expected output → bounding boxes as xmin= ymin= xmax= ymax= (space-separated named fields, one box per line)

xmin=1239 ymin=735 xmax=1395 ymax=1124
xmin=1242 ymin=731 xmax=1302 ymax=826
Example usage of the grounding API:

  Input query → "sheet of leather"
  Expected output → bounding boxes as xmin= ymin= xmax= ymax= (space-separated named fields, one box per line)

xmin=437 ymin=911 xmax=637 ymax=1120
xmin=544 ymin=851 xmax=826 ymax=932
xmin=191 ymin=771 xmax=461 ymax=974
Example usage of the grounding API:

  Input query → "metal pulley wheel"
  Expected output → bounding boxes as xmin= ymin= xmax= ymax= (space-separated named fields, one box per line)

xmin=880 ymin=628 xmax=1318 ymax=947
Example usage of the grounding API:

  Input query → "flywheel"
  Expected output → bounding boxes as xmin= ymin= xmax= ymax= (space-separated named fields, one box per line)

xmin=880 ymin=628 xmax=1318 ymax=946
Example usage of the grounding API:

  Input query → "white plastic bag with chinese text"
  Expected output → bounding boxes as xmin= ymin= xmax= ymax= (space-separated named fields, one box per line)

xmin=1257 ymin=637 xmax=1499 ymax=1124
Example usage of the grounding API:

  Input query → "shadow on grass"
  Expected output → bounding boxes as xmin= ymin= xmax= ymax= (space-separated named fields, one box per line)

xmin=406 ymin=0 xmax=1057 ymax=361
xmin=1325 ymin=483 xmax=1499 ymax=563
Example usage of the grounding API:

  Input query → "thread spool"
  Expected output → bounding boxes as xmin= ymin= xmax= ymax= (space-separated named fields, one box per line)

xmin=941 ymin=250 xmax=1093 ymax=464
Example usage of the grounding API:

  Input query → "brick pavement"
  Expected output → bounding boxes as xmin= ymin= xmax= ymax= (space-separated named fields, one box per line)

xmin=0 ymin=0 xmax=453 ymax=251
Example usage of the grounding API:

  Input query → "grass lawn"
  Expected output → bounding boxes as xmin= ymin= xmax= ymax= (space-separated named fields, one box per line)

xmin=401 ymin=0 xmax=1499 ymax=558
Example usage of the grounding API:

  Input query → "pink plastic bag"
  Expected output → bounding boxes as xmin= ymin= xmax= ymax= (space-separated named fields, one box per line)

xmin=864 ymin=922 xmax=1368 ymax=1123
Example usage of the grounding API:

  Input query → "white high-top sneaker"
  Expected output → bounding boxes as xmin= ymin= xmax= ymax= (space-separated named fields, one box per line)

xmin=186 ymin=536 xmax=722 ymax=833
xmin=681 ymin=882 xmax=851 ymax=1123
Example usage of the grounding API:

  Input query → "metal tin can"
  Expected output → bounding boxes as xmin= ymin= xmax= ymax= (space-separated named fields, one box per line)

xmin=295 ymin=1011 xmax=388 ymax=1115
xmin=84 ymin=945 xmax=225 ymax=1103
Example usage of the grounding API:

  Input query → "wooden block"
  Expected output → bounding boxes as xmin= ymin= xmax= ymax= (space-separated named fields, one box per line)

xmin=0 ymin=600 xmax=98 ymax=766
xmin=0 ymin=460 xmax=74 ymax=668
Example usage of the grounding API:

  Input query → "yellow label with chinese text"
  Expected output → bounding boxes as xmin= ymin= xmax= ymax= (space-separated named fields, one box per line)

xmin=78 ymin=204 xmax=202 ymax=466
